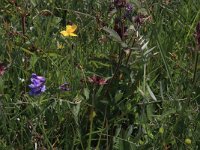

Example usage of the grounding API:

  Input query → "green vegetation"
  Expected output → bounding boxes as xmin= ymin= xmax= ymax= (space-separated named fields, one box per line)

xmin=0 ymin=0 xmax=200 ymax=149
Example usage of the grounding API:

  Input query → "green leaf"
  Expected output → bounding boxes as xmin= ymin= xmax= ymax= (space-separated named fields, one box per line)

xmin=72 ymin=103 xmax=80 ymax=124
xmin=96 ymin=86 xmax=103 ymax=97
xmin=115 ymin=91 xmax=123 ymax=102
xmin=21 ymin=47 xmax=34 ymax=55
xmin=83 ymin=88 xmax=90 ymax=100
xmin=71 ymin=95 xmax=83 ymax=125
xmin=138 ymin=88 xmax=149 ymax=102
xmin=141 ymin=41 xmax=149 ymax=50
xmin=143 ymin=46 xmax=156 ymax=56
xmin=121 ymin=42 xmax=128 ymax=48
xmin=115 ymin=125 xmax=121 ymax=137
xmin=30 ymin=0 xmax=37 ymax=7
xmin=103 ymin=27 xmax=122 ymax=42
xmin=46 ymin=52 xmax=62 ymax=58
xmin=146 ymin=104 xmax=153 ymax=121
xmin=146 ymin=84 xmax=157 ymax=101
xmin=51 ymin=16 xmax=62 ymax=25
xmin=124 ymin=125 xmax=133 ymax=139
xmin=89 ymin=60 xmax=111 ymax=68
xmin=147 ymin=130 xmax=154 ymax=139
xmin=160 ymin=109 xmax=176 ymax=120
xmin=0 ymin=78 xmax=4 ymax=94
xmin=29 ymin=54 xmax=38 ymax=70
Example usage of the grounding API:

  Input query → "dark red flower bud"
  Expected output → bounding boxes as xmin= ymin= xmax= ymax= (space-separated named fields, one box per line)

xmin=88 ymin=75 xmax=107 ymax=85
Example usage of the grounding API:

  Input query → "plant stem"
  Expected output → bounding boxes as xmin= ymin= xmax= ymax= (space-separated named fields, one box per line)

xmin=21 ymin=15 xmax=26 ymax=43
xmin=87 ymin=86 xmax=96 ymax=149
xmin=88 ymin=109 xmax=94 ymax=150
xmin=95 ymin=105 xmax=107 ymax=149
xmin=193 ymin=50 xmax=199 ymax=84
xmin=104 ymin=46 xmax=124 ymax=96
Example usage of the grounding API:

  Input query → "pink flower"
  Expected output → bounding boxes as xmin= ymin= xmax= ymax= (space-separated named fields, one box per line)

xmin=0 ymin=63 xmax=6 ymax=76
xmin=88 ymin=75 xmax=107 ymax=85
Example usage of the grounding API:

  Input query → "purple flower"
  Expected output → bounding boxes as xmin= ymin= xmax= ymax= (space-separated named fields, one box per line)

xmin=59 ymin=82 xmax=70 ymax=91
xmin=125 ymin=3 xmax=133 ymax=12
xmin=29 ymin=73 xmax=46 ymax=96
xmin=124 ymin=3 xmax=133 ymax=21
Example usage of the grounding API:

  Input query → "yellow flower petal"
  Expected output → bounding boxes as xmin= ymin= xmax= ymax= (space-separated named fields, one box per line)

xmin=66 ymin=25 xmax=72 ymax=31
xmin=61 ymin=24 xmax=77 ymax=37
xmin=60 ymin=31 xmax=70 ymax=36
xmin=69 ymin=33 xmax=78 ymax=36
xmin=66 ymin=24 xmax=77 ymax=33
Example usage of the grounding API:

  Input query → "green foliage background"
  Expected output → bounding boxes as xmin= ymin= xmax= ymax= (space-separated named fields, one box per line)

xmin=0 ymin=0 xmax=200 ymax=149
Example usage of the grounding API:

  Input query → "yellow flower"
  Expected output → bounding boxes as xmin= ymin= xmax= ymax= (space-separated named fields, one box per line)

xmin=185 ymin=138 xmax=191 ymax=145
xmin=60 ymin=24 xmax=78 ymax=37
xmin=89 ymin=109 xmax=96 ymax=122
xmin=57 ymin=42 xmax=64 ymax=49
xmin=159 ymin=127 xmax=164 ymax=134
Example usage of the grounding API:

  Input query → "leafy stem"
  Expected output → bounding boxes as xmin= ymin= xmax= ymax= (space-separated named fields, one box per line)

xmin=193 ymin=50 xmax=199 ymax=84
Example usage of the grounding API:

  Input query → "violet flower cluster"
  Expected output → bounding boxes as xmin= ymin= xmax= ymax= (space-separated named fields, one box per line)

xmin=28 ymin=73 xmax=107 ymax=96
xmin=29 ymin=73 xmax=46 ymax=96
xmin=28 ymin=73 xmax=71 ymax=96
xmin=111 ymin=0 xmax=134 ymax=38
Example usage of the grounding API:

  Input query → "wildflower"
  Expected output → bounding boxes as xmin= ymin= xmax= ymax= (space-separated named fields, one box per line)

xmin=89 ymin=109 xmax=96 ymax=122
xmin=0 ymin=63 xmax=6 ymax=76
xmin=29 ymin=73 xmax=46 ymax=96
xmin=18 ymin=77 xmax=25 ymax=82
xmin=57 ymin=42 xmax=64 ymax=49
xmin=59 ymin=82 xmax=70 ymax=91
xmin=88 ymin=75 xmax=107 ymax=85
xmin=125 ymin=3 xmax=133 ymax=12
xmin=60 ymin=24 xmax=78 ymax=37
xmin=159 ymin=127 xmax=164 ymax=134
xmin=185 ymin=138 xmax=192 ymax=145
xmin=124 ymin=3 xmax=133 ymax=21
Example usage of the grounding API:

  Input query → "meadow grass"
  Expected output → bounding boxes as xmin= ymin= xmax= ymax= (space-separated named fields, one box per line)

xmin=0 ymin=0 xmax=200 ymax=149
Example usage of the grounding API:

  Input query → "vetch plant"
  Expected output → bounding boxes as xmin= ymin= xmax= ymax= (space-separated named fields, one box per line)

xmin=59 ymin=82 xmax=70 ymax=91
xmin=29 ymin=73 xmax=46 ymax=96
xmin=0 ymin=0 xmax=199 ymax=149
